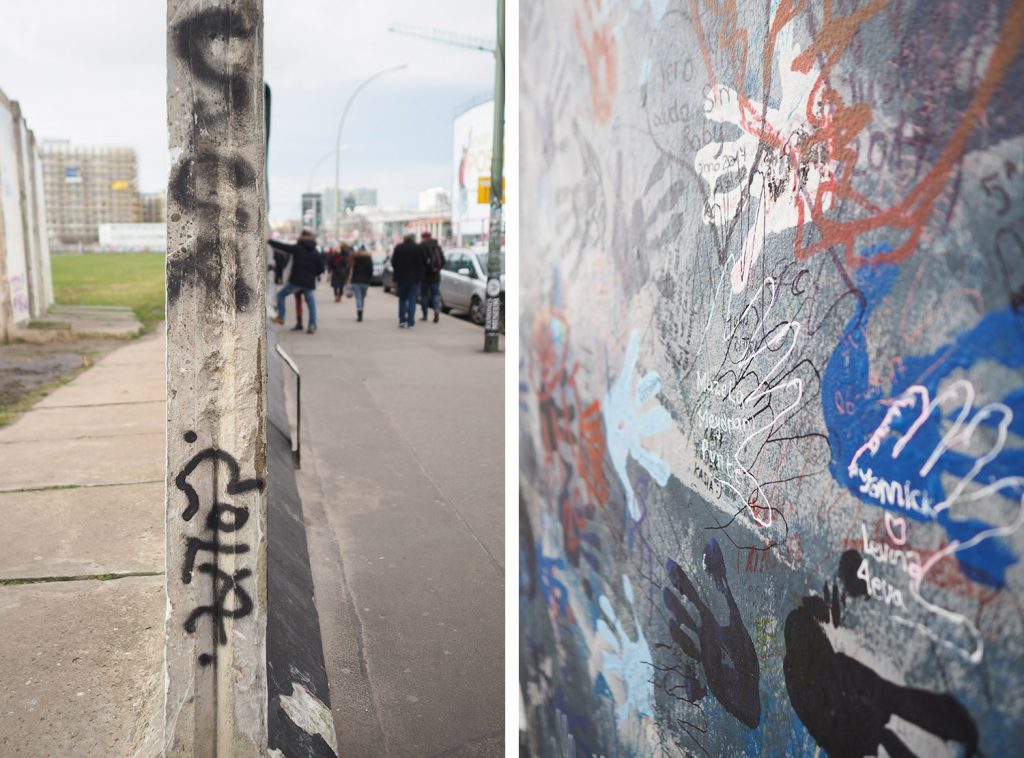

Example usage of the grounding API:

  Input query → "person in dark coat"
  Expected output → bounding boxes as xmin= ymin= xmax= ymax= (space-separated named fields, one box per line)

xmin=269 ymin=230 xmax=324 ymax=334
xmin=418 ymin=231 xmax=446 ymax=323
xmin=272 ymin=249 xmax=287 ymax=284
xmin=390 ymin=233 xmax=426 ymax=329
xmin=346 ymin=244 xmax=374 ymax=322
xmin=330 ymin=243 xmax=352 ymax=302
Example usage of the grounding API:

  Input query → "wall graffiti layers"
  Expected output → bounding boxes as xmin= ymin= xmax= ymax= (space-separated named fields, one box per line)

xmin=520 ymin=0 xmax=1024 ymax=755
xmin=165 ymin=1 xmax=269 ymax=755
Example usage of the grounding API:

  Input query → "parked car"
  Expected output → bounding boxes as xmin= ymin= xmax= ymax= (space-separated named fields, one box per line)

xmin=440 ymin=249 xmax=505 ymax=329
xmin=370 ymin=252 xmax=386 ymax=286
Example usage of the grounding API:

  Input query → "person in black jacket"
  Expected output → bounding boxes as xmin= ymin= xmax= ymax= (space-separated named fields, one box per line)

xmin=419 ymin=231 xmax=446 ymax=323
xmin=346 ymin=244 xmax=374 ymax=322
xmin=390 ymin=233 xmax=426 ymax=329
xmin=269 ymin=230 xmax=324 ymax=334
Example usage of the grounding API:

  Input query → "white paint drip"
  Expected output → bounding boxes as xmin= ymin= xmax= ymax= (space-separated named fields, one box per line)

xmin=278 ymin=682 xmax=338 ymax=755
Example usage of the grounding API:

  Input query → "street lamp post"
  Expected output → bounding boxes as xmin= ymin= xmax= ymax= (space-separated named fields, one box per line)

xmin=483 ymin=0 xmax=505 ymax=353
xmin=334 ymin=64 xmax=407 ymax=244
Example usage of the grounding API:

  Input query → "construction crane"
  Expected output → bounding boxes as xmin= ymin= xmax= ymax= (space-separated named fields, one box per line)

xmin=388 ymin=23 xmax=495 ymax=55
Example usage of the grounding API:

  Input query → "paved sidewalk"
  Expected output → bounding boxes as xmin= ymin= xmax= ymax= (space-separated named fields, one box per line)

xmin=275 ymin=282 xmax=504 ymax=757
xmin=0 ymin=328 xmax=165 ymax=756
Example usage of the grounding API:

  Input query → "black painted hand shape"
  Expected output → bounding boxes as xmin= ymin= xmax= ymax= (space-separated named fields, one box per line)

xmin=663 ymin=539 xmax=761 ymax=728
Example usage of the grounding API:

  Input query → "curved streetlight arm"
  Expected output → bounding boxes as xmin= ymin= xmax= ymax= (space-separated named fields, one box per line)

xmin=307 ymin=149 xmax=336 ymax=192
xmin=334 ymin=63 xmax=408 ymax=243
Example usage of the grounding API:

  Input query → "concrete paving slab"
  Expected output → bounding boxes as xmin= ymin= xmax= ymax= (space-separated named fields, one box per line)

xmin=0 ymin=576 xmax=163 ymax=756
xmin=55 ymin=364 xmax=164 ymax=387
xmin=0 ymin=432 xmax=164 ymax=491
xmin=0 ymin=401 xmax=164 ymax=442
xmin=35 ymin=378 xmax=165 ymax=408
xmin=0 ymin=483 xmax=164 ymax=579
xmin=95 ymin=335 xmax=166 ymax=368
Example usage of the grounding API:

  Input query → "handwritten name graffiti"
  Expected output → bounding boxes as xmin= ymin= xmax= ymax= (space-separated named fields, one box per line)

xmin=176 ymin=431 xmax=265 ymax=666
xmin=167 ymin=5 xmax=259 ymax=311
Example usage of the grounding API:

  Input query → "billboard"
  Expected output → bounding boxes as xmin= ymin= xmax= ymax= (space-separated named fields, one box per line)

xmin=452 ymin=100 xmax=501 ymax=244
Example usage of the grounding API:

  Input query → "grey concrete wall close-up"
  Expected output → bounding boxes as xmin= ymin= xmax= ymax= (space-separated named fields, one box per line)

xmin=0 ymin=87 xmax=53 ymax=340
xmin=520 ymin=1 xmax=1024 ymax=756
xmin=164 ymin=0 xmax=269 ymax=754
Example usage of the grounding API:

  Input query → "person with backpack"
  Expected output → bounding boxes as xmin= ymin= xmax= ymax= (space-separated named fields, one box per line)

xmin=268 ymin=229 xmax=325 ymax=334
xmin=419 ymin=231 xmax=446 ymax=323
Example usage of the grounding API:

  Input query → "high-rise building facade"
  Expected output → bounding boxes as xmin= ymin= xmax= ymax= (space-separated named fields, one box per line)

xmin=139 ymin=191 xmax=165 ymax=223
xmin=301 ymin=192 xmax=322 ymax=232
xmin=41 ymin=140 xmax=141 ymax=246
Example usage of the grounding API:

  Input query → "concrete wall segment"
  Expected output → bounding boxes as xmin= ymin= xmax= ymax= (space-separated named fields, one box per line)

xmin=164 ymin=0 xmax=268 ymax=754
xmin=520 ymin=0 xmax=1024 ymax=755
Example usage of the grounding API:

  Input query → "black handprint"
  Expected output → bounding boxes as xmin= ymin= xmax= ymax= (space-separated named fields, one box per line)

xmin=783 ymin=553 xmax=979 ymax=757
xmin=663 ymin=539 xmax=761 ymax=728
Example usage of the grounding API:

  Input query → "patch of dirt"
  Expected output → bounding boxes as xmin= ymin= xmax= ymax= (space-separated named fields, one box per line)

xmin=0 ymin=337 xmax=126 ymax=421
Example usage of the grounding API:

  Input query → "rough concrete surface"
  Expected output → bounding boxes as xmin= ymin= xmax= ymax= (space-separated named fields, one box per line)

xmin=0 ymin=400 xmax=163 ymax=442
xmin=278 ymin=281 xmax=504 ymax=757
xmin=0 ymin=482 xmax=163 ymax=579
xmin=0 ymin=326 xmax=166 ymax=755
xmin=0 ymin=432 xmax=164 ymax=491
xmin=0 ymin=577 xmax=163 ymax=757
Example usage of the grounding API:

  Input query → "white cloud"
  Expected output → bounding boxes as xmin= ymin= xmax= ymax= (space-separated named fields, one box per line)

xmin=0 ymin=0 xmax=493 ymax=212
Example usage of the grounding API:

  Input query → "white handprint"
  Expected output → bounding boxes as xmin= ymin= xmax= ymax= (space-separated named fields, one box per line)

xmin=604 ymin=330 xmax=673 ymax=520
xmin=596 ymin=575 xmax=654 ymax=720
xmin=695 ymin=21 xmax=836 ymax=293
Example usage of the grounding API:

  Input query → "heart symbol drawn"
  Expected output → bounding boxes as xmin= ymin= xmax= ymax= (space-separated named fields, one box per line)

xmin=885 ymin=512 xmax=908 ymax=546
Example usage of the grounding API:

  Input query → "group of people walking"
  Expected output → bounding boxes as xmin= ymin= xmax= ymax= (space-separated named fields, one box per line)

xmin=268 ymin=230 xmax=445 ymax=333
xmin=390 ymin=231 xmax=446 ymax=328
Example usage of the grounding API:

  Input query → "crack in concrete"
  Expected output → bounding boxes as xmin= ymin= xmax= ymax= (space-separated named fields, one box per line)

xmin=0 ymin=571 xmax=164 ymax=586
xmin=0 ymin=479 xmax=164 ymax=494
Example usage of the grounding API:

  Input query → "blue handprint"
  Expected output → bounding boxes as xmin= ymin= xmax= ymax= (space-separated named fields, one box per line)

xmin=604 ymin=330 xmax=673 ymax=520
xmin=596 ymin=575 xmax=654 ymax=720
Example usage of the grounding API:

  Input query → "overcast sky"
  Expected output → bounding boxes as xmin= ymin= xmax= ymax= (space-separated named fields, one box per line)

xmin=0 ymin=0 xmax=495 ymax=221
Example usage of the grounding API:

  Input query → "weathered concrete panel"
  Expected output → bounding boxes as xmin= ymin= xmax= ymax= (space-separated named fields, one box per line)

xmin=520 ymin=1 xmax=1024 ymax=755
xmin=164 ymin=0 xmax=268 ymax=755
xmin=0 ymin=90 xmax=30 ymax=334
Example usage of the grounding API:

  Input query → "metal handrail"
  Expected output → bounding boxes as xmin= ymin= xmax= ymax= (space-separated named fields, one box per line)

xmin=275 ymin=343 xmax=301 ymax=468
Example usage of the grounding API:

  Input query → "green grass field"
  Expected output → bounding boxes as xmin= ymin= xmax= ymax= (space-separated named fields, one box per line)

xmin=51 ymin=251 xmax=166 ymax=331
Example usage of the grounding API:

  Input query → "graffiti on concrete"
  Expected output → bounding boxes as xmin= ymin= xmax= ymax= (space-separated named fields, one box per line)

xmin=166 ymin=3 xmax=259 ymax=310
xmin=520 ymin=0 xmax=1024 ymax=754
xmin=176 ymin=431 xmax=264 ymax=666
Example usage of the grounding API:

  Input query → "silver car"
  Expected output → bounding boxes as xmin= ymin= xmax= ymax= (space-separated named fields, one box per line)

xmin=370 ymin=252 xmax=387 ymax=285
xmin=440 ymin=249 xmax=505 ymax=328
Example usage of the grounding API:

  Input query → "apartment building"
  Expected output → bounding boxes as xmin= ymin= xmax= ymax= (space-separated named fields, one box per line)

xmin=41 ymin=140 xmax=141 ymax=246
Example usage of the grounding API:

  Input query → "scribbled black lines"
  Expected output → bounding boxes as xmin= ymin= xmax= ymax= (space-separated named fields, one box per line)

xmin=783 ymin=562 xmax=980 ymax=757
xmin=167 ymin=5 xmax=260 ymax=310
xmin=174 ymin=445 xmax=263 ymax=523
xmin=176 ymin=431 xmax=265 ymax=666
xmin=184 ymin=566 xmax=254 ymax=666
xmin=171 ymin=5 xmax=257 ymax=131
xmin=661 ymin=539 xmax=761 ymax=728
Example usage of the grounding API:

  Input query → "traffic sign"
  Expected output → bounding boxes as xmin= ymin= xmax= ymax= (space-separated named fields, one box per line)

xmin=477 ymin=176 xmax=506 ymax=204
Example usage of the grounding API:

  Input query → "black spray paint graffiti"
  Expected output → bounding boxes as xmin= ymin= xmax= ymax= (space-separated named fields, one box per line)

xmin=783 ymin=550 xmax=979 ymax=757
xmin=167 ymin=5 xmax=259 ymax=311
xmin=661 ymin=539 xmax=761 ymax=728
xmin=176 ymin=431 xmax=265 ymax=666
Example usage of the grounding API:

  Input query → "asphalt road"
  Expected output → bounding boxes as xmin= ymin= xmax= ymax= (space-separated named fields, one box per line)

xmin=274 ymin=281 xmax=504 ymax=757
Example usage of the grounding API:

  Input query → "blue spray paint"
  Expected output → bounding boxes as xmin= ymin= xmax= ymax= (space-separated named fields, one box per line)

xmin=822 ymin=244 xmax=1024 ymax=586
